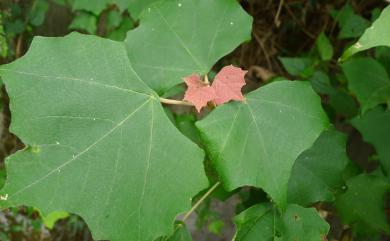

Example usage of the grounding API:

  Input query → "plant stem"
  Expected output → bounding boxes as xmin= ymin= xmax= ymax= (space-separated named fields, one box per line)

xmin=182 ymin=182 xmax=221 ymax=222
xmin=159 ymin=97 xmax=194 ymax=106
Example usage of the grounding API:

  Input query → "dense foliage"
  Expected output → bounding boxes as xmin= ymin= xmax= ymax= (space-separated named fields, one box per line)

xmin=0 ymin=0 xmax=389 ymax=241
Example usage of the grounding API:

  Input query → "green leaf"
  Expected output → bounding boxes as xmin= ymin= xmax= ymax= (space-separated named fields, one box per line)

xmin=234 ymin=203 xmax=329 ymax=241
xmin=125 ymin=0 xmax=252 ymax=94
xmin=342 ymin=58 xmax=390 ymax=113
xmin=107 ymin=17 xmax=135 ymax=41
xmin=288 ymin=129 xmax=349 ymax=206
xmin=328 ymin=89 xmax=358 ymax=118
xmin=0 ymin=33 xmax=208 ymax=241
xmin=157 ymin=222 xmax=193 ymax=241
xmin=335 ymin=173 xmax=390 ymax=234
xmin=69 ymin=12 xmax=98 ymax=34
xmin=279 ymin=57 xmax=314 ymax=77
xmin=351 ymin=107 xmax=390 ymax=174
xmin=0 ymin=14 xmax=8 ymax=58
xmin=40 ymin=210 xmax=69 ymax=229
xmin=342 ymin=6 xmax=390 ymax=60
xmin=337 ymin=14 xmax=370 ymax=39
xmin=127 ymin=0 xmax=160 ymax=19
xmin=28 ymin=0 xmax=49 ymax=27
xmin=196 ymin=81 xmax=329 ymax=208
xmin=309 ymin=71 xmax=333 ymax=95
xmin=316 ymin=32 xmax=333 ymax=61
xmin=72 ymin=0 xmax=108 ymax=15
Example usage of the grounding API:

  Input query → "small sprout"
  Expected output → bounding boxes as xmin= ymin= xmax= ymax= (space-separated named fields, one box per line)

xmin=230 ymin=21 xmax=234 ymax=25
xmin=178 ymin=3 xmax=182 ymax=7
xmin=56 ymin=141 xmax=60 ymax=145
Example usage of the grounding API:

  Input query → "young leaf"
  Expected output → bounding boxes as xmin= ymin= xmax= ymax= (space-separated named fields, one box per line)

xmin=125 ymin=0 xmax=253 ymax=94
xmin=212 ymin=65 xmax=247 ymax=105
xmin=316 ymin=32 xmax=333 ymax=61
xmin=342 ymin=58 xmax=390 ymax=113
xmin=342 ymin=6 xmax=390 ymax=60
xmin=196 ymin=81 xmax=329 ymax=208
xmin=351 ymin=107 xmax=390 ymax=174
xmin=288 ymin=129 xmax=349 ymax=206
xmin=335 ymin=173 xmax=390 ymax=234
xmin=183 ymin=74 xmax=215 ymax=112
xmin=69 ymin=11 xmax=97 ymax=34
xmin=234 ymin=203 xmax=329 ymax=241
xmin=0 ymin=33 xmax=208 ymax=241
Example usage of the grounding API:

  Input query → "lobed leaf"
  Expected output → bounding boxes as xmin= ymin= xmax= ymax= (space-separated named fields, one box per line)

xmin=125 ymin=0 xmax=252 ymax=94
xmin=196 ymin=81 xmax=329 ymax=208
xmin=0 ymin=33 xmax=208 ymax=241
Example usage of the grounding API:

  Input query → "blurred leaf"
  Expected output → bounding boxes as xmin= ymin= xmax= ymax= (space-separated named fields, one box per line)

xmin=28 ymin=0 xmax=49 ymax=27
xmin=5 ymin=20 xmax=25 ymax=36
xmin=157 ymin=222 xmax=193 ymax=241
xmin=335 ymin=173 xmax=390 ymax=234
xmin=342 ymin=6 xmax=390 ymax=60
xmin=0 ymin=14 xmax=8 ymax=58
xmin=208 ymin=220 xmax=224 ymax=236
xmin=342 ymin=58 xmax=390 ymax=113
xmin=376 ymin=47 xmax=390 ymax=76
xmin=106 ymin=10 xmax=122 ymax=29
xmin=234 ymin=203 xmax=329 ymax=241
xmin=328 ymin=89 xmax=358 ymax=118
xmin=316 ymin=32 xmax=333 ymax=61
xmin=309 ymin=71 xmax=333 ymax=95
xmin=107 ymin=17 xmax=134 ymax=41
xmin=288 ymin=129 xmax=349 ymax=206
xmin=69 ymin=11 xmax=97 ymax=34
xmin=351 ymin=107 xmax=390 ymax=174
xmin=279 ymin=57 xmax=314 ymax=77
xmin=338 ymin=14 xmax=370 ymax=39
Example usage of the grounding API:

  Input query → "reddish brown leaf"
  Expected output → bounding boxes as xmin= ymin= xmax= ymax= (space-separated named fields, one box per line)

xmin=183 ymin=74 xmax=215 ymax=112
xmin=212 ymin=65 xmax=247 ymax=105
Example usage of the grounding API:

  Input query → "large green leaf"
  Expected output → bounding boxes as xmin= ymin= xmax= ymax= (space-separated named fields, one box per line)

xmin=288 ymin=129 xmax=349 ymax=206
xmin=342 ymin=6 xmax=390 ymax=60
xmin=0 ymin=33 xmax=208 ymax=241
xmin=233 ymin=203 xmax=329 ymax=241
xmin=342 ymin=58 xmax=390 ymax=113
xmin=335 ymin=173 xmax=390 ymax=234
xmin=351 ymin=107 xmax=390 ymax=174
xmin=196 ymin=81 xmax=329 ymax=208
xmin=125 ymin=0 xmax=252 ymax=94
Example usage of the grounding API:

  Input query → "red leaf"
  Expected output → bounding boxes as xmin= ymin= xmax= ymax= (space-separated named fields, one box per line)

xmin=183 ymin=74 xmax=215 ymax=112
xmin=212 ymin=65 xmax=247 ymax=105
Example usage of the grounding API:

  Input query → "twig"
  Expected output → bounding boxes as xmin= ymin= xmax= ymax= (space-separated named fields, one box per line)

xmin=274 ymin=0 xmax=284 ymax=27
xmin=159 ymin=97 xmax=194 ymax=106
xmin=182 ymin=182 xmax=220 ymax=222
